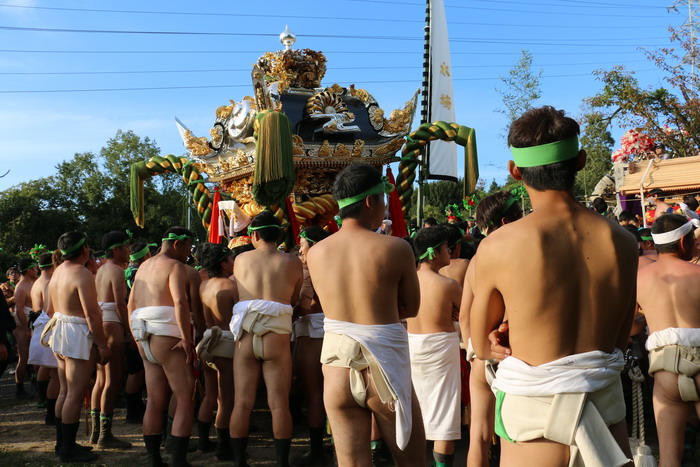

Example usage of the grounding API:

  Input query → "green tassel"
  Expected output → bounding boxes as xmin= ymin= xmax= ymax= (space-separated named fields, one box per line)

xmin=252 ymin=110 xmax=296 ymax=206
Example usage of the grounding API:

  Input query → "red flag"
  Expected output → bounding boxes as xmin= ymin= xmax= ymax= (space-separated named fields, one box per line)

xmin=326 ymin=219 xmax=339 ymax=233
xmin=284 ymin=196 xmax=300 ymax=245
xmin=386 ymin=167 xmax=408 ymax=238
xmin=208 ymin=187 xmax=222 ymax=244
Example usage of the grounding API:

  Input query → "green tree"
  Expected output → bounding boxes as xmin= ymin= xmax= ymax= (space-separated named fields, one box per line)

xmin=495 ymin=50 xmax=543 ymax=138
xmin=487 ymin=179 xmax=501 ymax=194
xmin=576 ymin=111 xmax=614 ymax=200
xmin=587 ymin=28 xmax=699 ymax=157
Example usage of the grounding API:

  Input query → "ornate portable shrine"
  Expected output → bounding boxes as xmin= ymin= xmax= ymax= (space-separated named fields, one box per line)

xmin=130 ymin=28 xmax=418 ymax=239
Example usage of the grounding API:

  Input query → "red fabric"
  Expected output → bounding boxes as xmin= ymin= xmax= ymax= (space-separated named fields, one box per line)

xmin=460 ymin=349 xmax=471 ymax=406
xmin=208 ymin=187 xmax=222 ymax=244
xmin=326 ymin=219 xmax=339 ymax=233
xmin=386 ymin=167 xmax=408 ymax=238
xmin=285 ymin=196 xmax=300 ymax=245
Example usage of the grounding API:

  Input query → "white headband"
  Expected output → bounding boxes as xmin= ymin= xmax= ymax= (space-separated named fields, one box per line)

xmin=651 ymin=221 xmax=694 ymax=245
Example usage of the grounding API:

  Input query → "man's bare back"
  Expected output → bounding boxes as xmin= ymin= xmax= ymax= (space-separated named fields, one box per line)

xmin=408 ymin=268 xmax=460 ymax=334
xmin=234 ymin=249 xmax=301 ymax=305
xmin=96 ymin=262 xmax=128 ymax=325
xmin=31 ymin=272 xmax=50 ymax=314
xmin=439 ymin=258 xmax=469 ymax=289
xmin=200 ymin=277 xmax=237 ymax=329
xmin=130 ymin=255 xmax=185 ymax=309
xmin=472 ymin=204 xmax=637 ymax=364
xmin=308 ymin=227 xmax=418 ymax=325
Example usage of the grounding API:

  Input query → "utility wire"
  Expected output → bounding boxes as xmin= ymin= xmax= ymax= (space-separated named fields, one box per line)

xmin=0 ymin=69 xmax=660 ymax=93
xmin=0 ymin=60 xmax=649 ymax=75
xmin=469 ymin=0 xmax=666 ymax=9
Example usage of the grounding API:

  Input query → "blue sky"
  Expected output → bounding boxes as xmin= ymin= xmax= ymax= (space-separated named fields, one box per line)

xmin=0 ymin=0 xmax=685 ymax=193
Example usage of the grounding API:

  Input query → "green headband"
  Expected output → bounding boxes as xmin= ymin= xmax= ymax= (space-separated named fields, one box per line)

xmin=299 ymin=230 xmax=317 ymax=244
xmin=106 ymin=230 xmax=133 ymax=252
xmin=336 ymin=176 xmax=395 ymax=209
xmin=38 ymin=262 xmax=53 ymax=269
xmin=247 ymin=223 xmax=286 ymax=235
xmin=419 ymin=242 xmax=445 ymax=261
xmin=129 ymin=243 xmax=157 ymax=262
xmin=511 ymin=136 xmax=579 ymax=168
xmin=486 ymin=197 xmax=517 ymax=228
xmin=217 ymin=247 xmax=232 ymax=263
xmin=161 ymin=233 xmax=192 ymax=243
xmin=59 ymin=235 xmax=87 ymax=256
xmin=640 ymin=236 xmax=653 ymax=242
xmin=19 ymin=262 xmax=37 ymax=273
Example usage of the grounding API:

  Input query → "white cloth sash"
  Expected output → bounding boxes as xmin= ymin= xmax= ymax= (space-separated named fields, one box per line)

xmin=28 ymin=311 xmax=58 ymax=367
xmin=230 ymin=299 xmax=293 ymax=342
xmin=50 ymin=312 xmax=93 ymax=360
xmin=130 ymin=306 xmax=181 ymax=365
xmin=292 ymin=313 xmax=325 ymax=341
xmin=647 ymin=327 xmax=700 ymax=351
xmin=99 ymin=302 xmax=122 ymax=324
xmin=323 ymin=317 xmax=413 ymax=451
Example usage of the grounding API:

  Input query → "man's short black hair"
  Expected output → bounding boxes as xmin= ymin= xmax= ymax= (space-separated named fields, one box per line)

xmin=638 ymin=228 xmax=652 ymax=241
xmin=414 ymin=226 xmax=449 ymax=263
xmin=592 ymin=197 xmax=608 ymax=215
xmin=508 ymin=106 xmax=581 ymax=192
xmin=333 ymin=163 xmax=383 ymax=219
xmin=423 ymin=217 xmax=438 ymax=227
xmin=300 ymin=226 xmax=330 ymax=244
xmin=648 ymin=188 xmax=664 ymax=199
xmin=5 ymin=267 xmax=18 ymax=277
xmin=684 ymin=195 xmax=699 ymax=212
xmin=622 ymin=224 xmax=642 ymax=242
xmin=38 ymin=253 xmax=53 ymax=270
xmin=441 ymin=223 xmax=464 ymax=248
xmin=102 ymin=230 xmax=130 ymax=258
xmin=57 ymin=231 xmax=87 ymax=261
xmin=162 ymin=226 xmax=195 ymax=245
xmin=200 ymin=243 xmax=231 ymax=278
xmin=617 ymin=210 xmax=635 ymax=223
xmin=476 ymin=191 xmax=522 ymax=232
xmin=652 ymin=213 xmax=694 ymax=254
xmin=250 ymin=210 xmax=282 ymax=244
xmin=17 ymin=257 xmax=35 ymax=275
xmin=232 ymin=243 xmax=254 ymax=260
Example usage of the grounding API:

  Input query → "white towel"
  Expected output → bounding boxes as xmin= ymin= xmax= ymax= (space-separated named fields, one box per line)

xmin=408 ymin=331 xmax=461 ymax=441
xmin=28 ymin=311 xmax=58 ymax=367
xmin=324 ymin=317 xmax=413 ymax=451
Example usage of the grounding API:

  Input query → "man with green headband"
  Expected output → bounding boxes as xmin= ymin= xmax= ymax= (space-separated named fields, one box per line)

xmin=28 ymin=252 xmax=59 ymax=424
xmin=638 ymin=227 xmax=657 ymax=268
xmin=470 ymin=106 xmax=637 ymax=466
xmin=48 ymin=231 xmax=111 ymax=463
xmin=407 ymin=227 xmax=462 ymax=467
xmin=306 ymin=163 xmax=425 ymax=466
xmin=12 ymin=256 xmax=37 ymax=399
xmin=229 ymin=210 xmax=302 ymax=467
xmin=128 ymin=226 xmax=196 ymax=467
xmin=90 ymin=230 xmax=133 ymax=449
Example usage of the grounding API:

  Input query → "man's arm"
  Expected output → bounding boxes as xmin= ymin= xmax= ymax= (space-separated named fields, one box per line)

xmin=289 ymin=257 xmax=303 ymax=307
xmin=169 ymin=263 xmax=194 ymax=363
xmin=617 ymin=282 xmax=638 ymax=351
xmin=458 ymin=260 xmax=475 ymax=340
xmin=77 ymin=271 xmax=111 ymax=364
xmin=449 ymin=279 xmax=462 ymax=322
xmin=470 ymin=242 xmax=506 ymax=360
xmin=110 ymin=269 xmax=130 ymax=331
xmin=13 ymin=284 xmax=29 ymax=328
xmin=397 ymin=241 xmax=420 ymax=320
xmin=186 ymin=268 xmax=205 ymax=340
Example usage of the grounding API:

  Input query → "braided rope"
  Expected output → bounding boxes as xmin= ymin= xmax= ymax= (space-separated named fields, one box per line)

xmin=628 ymin=362 xmax=646 ymax=445
xmin=130 ymin=154 xmax=212 ymax=229
xmin=396 ymin=121 xmax=477 ymax=215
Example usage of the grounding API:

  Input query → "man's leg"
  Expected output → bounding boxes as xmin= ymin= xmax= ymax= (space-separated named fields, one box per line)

xmin=467 ymin=359 xmax=495 ymax=467
xmin=54 ymin=355 xmax=67 ymax=454
xmin=294 ymin=336 xmax=326 ymax=464
xmin=90 ymin=365 xmax=105 ymax=443
xmin=262 ymin=333 xmax=294 ymax=466
xmin=196 ymin=362 xmax=218 ymax=452
xmin=137 ymin=341 xmax=170 ymax=467
xmin=230 ymin=333 xmax=262 ymax=466
xmin=13 ymin=327 xmax=30 ymax=397
xmin=213 ymin=356 xmax=234 ymax=461
xmin=368 ymin=383 xmax=426 ymax=467
xmin=323 ymin=365 xmax=373 ymax=467
xmin=654 ymin=371 xmax=690 ymax=466
xmin=60 ymin=353 xmax=99 ymax=462
xmin=98 ymin=324 xmax=131 ymax=448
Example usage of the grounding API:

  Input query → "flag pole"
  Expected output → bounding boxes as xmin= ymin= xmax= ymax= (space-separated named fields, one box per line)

xmin=417 ymin=0 xmax=431 ymax=226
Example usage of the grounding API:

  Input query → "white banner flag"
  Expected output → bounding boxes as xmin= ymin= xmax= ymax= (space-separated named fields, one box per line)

xmin=428 ymin=0 xmax=458 ymax=180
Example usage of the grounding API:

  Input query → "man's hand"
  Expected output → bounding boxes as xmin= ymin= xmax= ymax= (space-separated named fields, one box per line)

xmin=488 ymin=321 xmax=511 ymax=361
xmin=97 ymin=345 xmax=112 ymax=365
xmin=172 ymin=339 xmax=196 ymax=365
xmin=0 ymin=343 xmax=7 ymax=361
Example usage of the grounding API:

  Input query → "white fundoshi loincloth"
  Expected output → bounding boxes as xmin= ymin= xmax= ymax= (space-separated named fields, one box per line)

xmin=647 ymin=327 xmax=700 ymax=402
xmin=130 ymin=306 xmax=182 ymax=365
xmin=196 ymin=326 xmax=235 ymax=370
xmin=408 ymin=331 xmax=461 ymax=441
xmin=49 ymin=312 xmax=94 ymax=361
xmin=230 ymin=300 xmax=293 ymax=360
xmin=98 ymin=302 xmax=122 ymax=324
xmin=28 ymin=311 xmax=58 ymax=367
xmin=492 ymin=349 xmax=629 ymax=467
xmin=12 ymin=305 xmax=32 ymax=326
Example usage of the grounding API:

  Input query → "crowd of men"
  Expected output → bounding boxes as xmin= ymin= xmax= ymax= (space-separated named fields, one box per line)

xmin=1 ymin=105 xmax=700 ymax=467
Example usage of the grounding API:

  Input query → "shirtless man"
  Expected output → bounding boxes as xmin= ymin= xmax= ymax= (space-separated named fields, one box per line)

xmin=637 ymin=214 xmax=700 ymax=466
xmin=13 ymin=257 xmax=37 ymax=399
xmin=28 ymin=252 xmax=58 ymax=424
xmin=229 ymin=210 xmax=302 ymax=467
xmin=460 ymin=191 xmax=523 ymax=467
xmin=197 ymin=243 xmax=237 ymax=461
xmin=638 ymin=227 xmax=657 ymax=269
xmin=439 ymin=223 xmax=469 ymax=288
xmin=48 ymin=231 xmax=111 ymax=463
xmin=307 ymin=163 xmax=425 ymax=467
xmin=407 ymin=226 xmax=462 ymax=467
xmin=91 ymin=230 xmax=133 ymax=448
xmin=470 ymin=106 xmax=637 ymax=467
xmin=1 ymin=267 xmax=19 ymax=310
xmin=129 ymin=226 xmax=196 ymax=467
